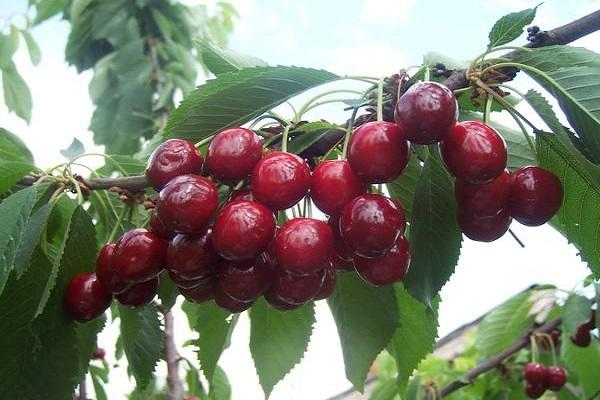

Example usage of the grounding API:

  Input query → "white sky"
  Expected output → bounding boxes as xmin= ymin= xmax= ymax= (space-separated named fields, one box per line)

xmin=1 ymin=0 xmax=600 ymax=399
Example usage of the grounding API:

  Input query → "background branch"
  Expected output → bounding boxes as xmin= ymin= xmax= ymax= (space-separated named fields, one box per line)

xmin=164 ymin=309 xmax=184 ymax=400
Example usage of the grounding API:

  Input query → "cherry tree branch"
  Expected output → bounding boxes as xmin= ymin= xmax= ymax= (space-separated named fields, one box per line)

xmin=164 ymin=309 xmax=184 ymax=400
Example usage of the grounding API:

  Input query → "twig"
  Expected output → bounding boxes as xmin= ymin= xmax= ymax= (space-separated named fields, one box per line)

xmin=78 ymin=378 xmax=87 ymax=400
xmin=164 ymin=310 xmax=184 ymax=400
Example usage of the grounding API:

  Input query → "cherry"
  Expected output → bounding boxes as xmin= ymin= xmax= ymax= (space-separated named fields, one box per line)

xmin=116 ymin=276 xmax=159 ymax=307
xmin=310 ymin=160 xmax=367 ymax=215
xmin=275 ymin=218 xmax=333 ymax=276
xmin=524 ymin=382 xmax=545 ymax=399
xmin=167 ymin=231 xmax=219 ymax=280
xmin=112 ymin=229 xmax=168 ymax=283
xmin=229 ymin=188 xmax=253 ymax=202
xmin=331 ymin=252 xmax=354 ymax=272
xmin=148 ymin=210 xmax=176 ymax=240
xmin=313 ymin=261 xmax=336 ymax=300
xmin=440 ymin=121 xmax=507 ymax=184
xmin=571 ymin=324 xmax=591 ymax=347
xmin=509 ymin=166 xmax=563 ymax=226
xmin=264 ymin=290 xmax=302 ymax=311
xmin=251 ymin=151 xmax=311 ymax=210
xmin=271 ymin=269 xmax=324 ymax=305
xmin=179 ymin=276 xmax=216 ymax=303
xmin=545 ymin=366 xmax=567 ymax=391
xmin=91 ymin=348 xmax=106 ymax=360
xmin=524 ymin=362 xmax=548 ymax=385
xmin=212 ymin=200 xmax=276 ymax=261
xmin=340 ymin=194 xmax=406 ymax=258
xmin=220 ymin=255 xmax=272 ymax=302
xmin=156 ymin=174 xmax=218 ymax=234
xmin=394 ymin=81 xmax=458 ymax=144
xmin=458 ymin=207 xmax=511 ymax=242
xmin=328 ymin=215 xmax=353 ymax=262
xmin=214 ymin=284 xmax=253 ymax=313
xmin=64 ymin=272 xmax=112 ymax=322
xmin=206 ymin=127 xmax=263 ymax=183
xmin=95 ymin=243 xmax=130 ymax=294
xmin=168 ymin=270 xmax=208 ymax=289
xmin=455 ymin=170 xmax=510 ymax=217
xmin=354 ymin=236 xmax=410 ymax=286
xmin=347 ymin=121 xmax=410 ymax=183
xmin=146 ymin=139 xmax=204 ymax=190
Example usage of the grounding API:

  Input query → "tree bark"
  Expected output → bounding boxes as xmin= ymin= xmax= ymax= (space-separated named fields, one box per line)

xmin=164 ymin=310 xmax=184 ymax=400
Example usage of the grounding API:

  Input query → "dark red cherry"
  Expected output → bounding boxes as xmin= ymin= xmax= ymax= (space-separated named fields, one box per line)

xmin=271 ymin=269 xmax=324 ymax=305
xmin=458 ymin=208 xmax=511 ymax=242
xmin=214 ymin=285 xmax=253 ymax=313
xmin=509 ymin=166 xmax=563 ymax=226
xmin=455 ymin=170 xmax=510 ymax=217
xmin=116 ymin=276 xmax=159 ymax=307
xmin=340 ymin=194 xmax=406 ymax=258
xmin=229 ymin=188 xmax=253 ymax=202
xmin=275 ymin=218 xmax=333 ymax=276
xmin=545 ymin=366 xmax=567 ymax=391
xmin=179 ymin=275 xmax=216 ymax=303
xmin=146 ymin=139 xmax=204 ymax=190
xmin=311 ymin=160 xmax=368 ymax=215
xmin=441 ymin=121 xmax=507 ymax=184
xmin=206 ymin=127 xmax=263 ymax=183
xmin=328 ymin=215 xmax=353 ymax=262
xmin=330 ymin=252 xmax=354 ymax=272
xmin=251 ymin=151 xmax=311 ymax=210
xmin=354 ymin=236 xmax=410 ymax=286
xmin=571 ymin=324 xmax=592 ymax=347
xmin=524 ymin=382 xmax=545 ymax=399
xmin=95 ymin=243 xmax=130 ymax=294
xmin=112 ymin=229 xmax=167 ymax=283
xmin=148 ymin=210 xmax=176 ymax=240
xmin=167 ymin=231 xmax=219 ymax=280
xmin=394 ymin=81 xmax=458 ymax=144
xmin=91 ymin=348 xmax=106 ymax=360
xmin=313 ymin=262 xmax=336 ymax=300
xmin=168 ymin=270 xmax=208 ymax=289
xmin=347 ymin=121 xmax=410 ymax=183
xmin=264 ymin=290 xmax=302 ymax=311
xmin=524 ymin=363 xmax=548 ymax=385
xmin=220 ymin=256 xmax=272 ymax=302
xmin=64 ymin=272 xmax=112 ymax=322
xmin=156 ymin=174 xmax=218 ymax=234
xmin=212 ymin=200 xmax=276 ymax=261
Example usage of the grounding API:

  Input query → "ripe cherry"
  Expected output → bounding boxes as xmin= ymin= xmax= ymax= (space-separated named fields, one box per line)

xmin=571 ymin=324 xmax=592 ymax=347
xmin=95 ymin=243 xmax=130 ymax=294
xmin=206 ymin=127 xmax=263 ymax=183
xmin=271 ymin=269 xmax=324 ymax=305
xmin=347 ymin=121 xmax=410 ymax=183
xmin=146 ymin=139 xmax=204 ymax=190
xmin=354 ymin=236 xmax=410 ymax=286
xmin=310 ymin=160 xmax=367 ymax=215
xmin=214 ymin=284 xmax=253 ymax=313
xmin=212 ymin=200 xmax=276 ymax=261
xmin=156 ymin=174 xmax=218 ymax=234
xmin=524 ymin=362 xmax=548 ymax=385
xmin=168 ymin=270 xmax=208 ymax=289
xmin=275 ymin=218 xmax=333 ymax=276
xmin=264 ymin=290 xmax=302 ymax=311
xmin=116 ymin=276 xmax=159 ymax=307
xmin=328 ymin=215 xmax=353 ymax=262
xmin=441 ymin=121 xmax=507 ymax=184
xmin=148 ymin=210 xmax=176 ymax=240
xmin=91 ymin=348 xmax=106 ymax=360
xmin=545 ymin=366 xmax=567 ymax=391
xmin=220 ymin=255 xmax=272 ymax=302
xmin=458 ymin=208 xmax=511 ymax=242
xmin=394 ymin=81 xmax=458 ymax=144
xmin=251 ymin=151 xmax=311 ymax=210
xmin=167 ymin=231 xmax=219 ymax=280
xmin=229 ymin=188 xmax=253 ymax=202
xmin=524 ymin=382 xmax=545 ymax=399
xmin=455 ymin=170 xmax=510 ymax=217
xmin=313 ymin=261 xmax=336 ymax=300
xmin=64 ymin=272 xmax=112 ymax=322
xmin=340 ymin=194 xmax=406 ymax=257
xmin=509 ymin=166 xmax=563 ymax=226
xmin=112 ymin=229 xmax=167 ymax=283
xmin=179 ymin=276 xmax=216 ymax=303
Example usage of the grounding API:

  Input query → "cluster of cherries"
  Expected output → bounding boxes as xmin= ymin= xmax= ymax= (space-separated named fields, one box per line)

xmin=523 ymin=362 xmax=567 ymax=398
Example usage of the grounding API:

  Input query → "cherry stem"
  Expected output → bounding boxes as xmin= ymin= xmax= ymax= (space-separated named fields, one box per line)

xmin=281 ymin=124 xmax=292 ymax=152
xmin=376 ymin=77 xmax=384 ymax=122
xmin=508 ymin=229 xmax=525 ymax=248
xmin=341 ymin=106 xmax=361 ymax=158
xmin=294 ymin=89 xmax=364 ymax=122
xmin=194 ymin=134 xmax=216 ymax=149
xmin=107 ymin=206 xmax=128 ymax=243
xmin=540 ymin=332 xmax=559 ymax=365
xmin=529 ymin=334 xmax=540 ymax=363
xmin=423 ymin=67 xmax=431 ymax=82
xmin=67 ymin=176 xmax=84 ymax=205
xmin=249 ymin=114 xmax=288 ymax=129
xmin=483 ymin=93 xmax=493 ymax=124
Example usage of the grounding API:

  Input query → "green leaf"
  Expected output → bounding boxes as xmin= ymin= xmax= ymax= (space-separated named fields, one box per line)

xmin=388 ymin=284 xmax=438 ymax=394
xmin=561 ymin=333 xmax=600 ymax=397
xmin=13 ymin=202 xmax=53 ymax=277
xmin=487 ymin=6 xmax=538 ymax=49
xmin=119 ymin=304 xmax=164 ymax=389
xmin=0 ymin=127 xmax=34 ymax=163
xmin=60 ymin=138 xmax=85 ymax=160
xmin=287 ymin=121 xmax=343 ymax=155
xmin=0 ymin=33 xmax=17 ymax=69
xmin=562 ymin=294 xmax=593 ymax=337
xmin=386 ymin=156 xmax=421 ymax=220
xmin=75 ymin=316 xmax=105 ymax=378
xmin=0 ymin=160 xmax=34 ymax=195
xmin=249 ymin=297 xmax=315 ymax=397
xmin=157 ymin=271 xmax=178 ymax=311
xmin=33 ymin=0 xmax=68 ymax=24
xmin=91 ymin=371 xmax=108 ymax=400
xmin=2 ymin=61 xmax=33 ymax=123
xmin=370 ymin=379 xmax=398 ymax=400
xmin=327 ymin=273 xmax=399 ymax=392
xmin=209 ymin=365 xmax=232 ymax=400
xmin=403 ymin=155 xmax=462 ymax=306
xmin=164 ymin=66 xmax=338 ymax=142
xmin=196 ymin=39 xmax=268 ymax=75
xmin=0 ymin=186 xmax=37 ymax=295
xmin=20 ymin=29 xmax=41 ymax=66
xmin=96 ymin=154 xmax=146 ymax=176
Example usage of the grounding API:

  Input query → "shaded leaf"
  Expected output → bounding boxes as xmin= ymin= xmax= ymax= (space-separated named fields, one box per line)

xmin=20 ymin=29 xmax=41 ymax=66
xmin=209 ymin=365 xmax=232 ymax=400
xmin=60 ymin=138 xmax=85 ymax=160
xmin=13 ymin=202 xmax=53 ymax=277
xmin=2 ymin=61 xmax=33 ymax=123
xmin=0 ymin=127 xmax=34 ymax=163
xmin=562 ymin=294 xmax=593 ymax=337
xmin=561 ymin=333 xmax=600 ymax=397
xmin=288 ymin=121 xmax=343 ymax=155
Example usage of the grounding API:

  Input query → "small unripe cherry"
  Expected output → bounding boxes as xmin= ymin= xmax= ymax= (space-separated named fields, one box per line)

xmin=64 ymin=272 xmax=112 ymax=322
xmin=146 ymin=139 xmax=204 ymax=190
xmin=206 ymin=127 xmax=263 ymax=183
xmin=116 ymin=276 xmax=159 ymax=307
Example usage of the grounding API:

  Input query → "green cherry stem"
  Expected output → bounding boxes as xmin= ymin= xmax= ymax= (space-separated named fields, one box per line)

xmin=294 ymin=89 xmax=364 ymax=122
xmin=376 ymin=76 xmax=384 ymax=122
xmin=341 ymin=106 xmax=361 ymax=158
xmin=280 ymin=124 xmax=292 ymax=153
xmin=529 ymin=335 xmax=540 ymax=363
xmin=423 ymin=66 xmax=431 ymax=82
xmin=107 ymin=206 xmax=128 ymax=243
xmin=249 ymin=114 xmax=289 ymax=129
xmin=195 ymin=134 xmax=217 ymax=149
xmin=483 ymin=93 xmax=493 ymax=124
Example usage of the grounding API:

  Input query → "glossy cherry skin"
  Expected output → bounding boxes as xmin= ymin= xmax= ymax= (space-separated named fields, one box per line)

xmin=116 ymin=276 xmax=159 ymax=307
xmin=545 ymin=366 xmax=567 ymax=391
xmin=64 ymin=272 xmax=112 ymax=322
xmin=156 ymin=174 xmax=218 ymax=234
xmin=353 ymin=236 xmax=410 ymax=286
xmin=509 ymin=166 xmax=563 ymax=226
xmin=571 ymin=324 xmax=592 ymax=347
xmin=441 ymin=121 xmax=507 ymax=184
xmin=340 ymin=194 xmax=406 ymax=258
xmin=229 ymin=188 xmax=253 ymax=202
xmin=310 ymin=160 xmax=368 ymax=215
xmin=458 ymin=208 xmax=511 ymax=242
xmin=271 ymin=269 xmax=325 ymax=305
xmin=394 ymin=81 xmax=458 ymax=144
xmin=179 ymin=275 xmax=216 ymax=303
xmin=148 ymin=210 xmax=176 ymax=240
xmin=214 ymin=284 xmax=253 ymax=313
xmin=347 ymin=121 xmax=410 ymax=183
xmin=146 ymin=139 xmax=204 ymax=190
xmin=206 ymin=127 xmax=263 ymax=183
xmin=455 ymin=170 xmax=510 ymax=217
xmin=212 ymin=200 xmax=276 ymax=261
xmin=167 ymin=231 xmax=219 ymax=280
xmin=95 ymin=243 xmax=130 ymax=294
xmin=328 ymin=215 xmax=353 ymax=262
xmin=220 ymin=255 xmax=272 ymax=302
xmin=91 ymin=348 xmax=106 ymax=360
xmin=264 ymin=290 xmax=302 ymax=311
xmin=524 ymin=363 xmax=548 ymax=385
xmin=275 ymin=218 xmax=333 ymax=276
xmin=313 ymin=262 xmax=336 ymax=300
xmin=251 ymin=151 xmax=311 ymax=210
xmin=524 ymin=382 xmax=545 ymax=399
xmin=168 ymin=270 xmax=208 ymax=289
xmin=112 ymin=229 xmax=168 ymax=283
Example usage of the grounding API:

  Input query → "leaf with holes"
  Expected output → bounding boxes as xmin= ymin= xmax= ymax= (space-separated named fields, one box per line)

xmin=487 ymin=6 xmax=538 ymax=49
